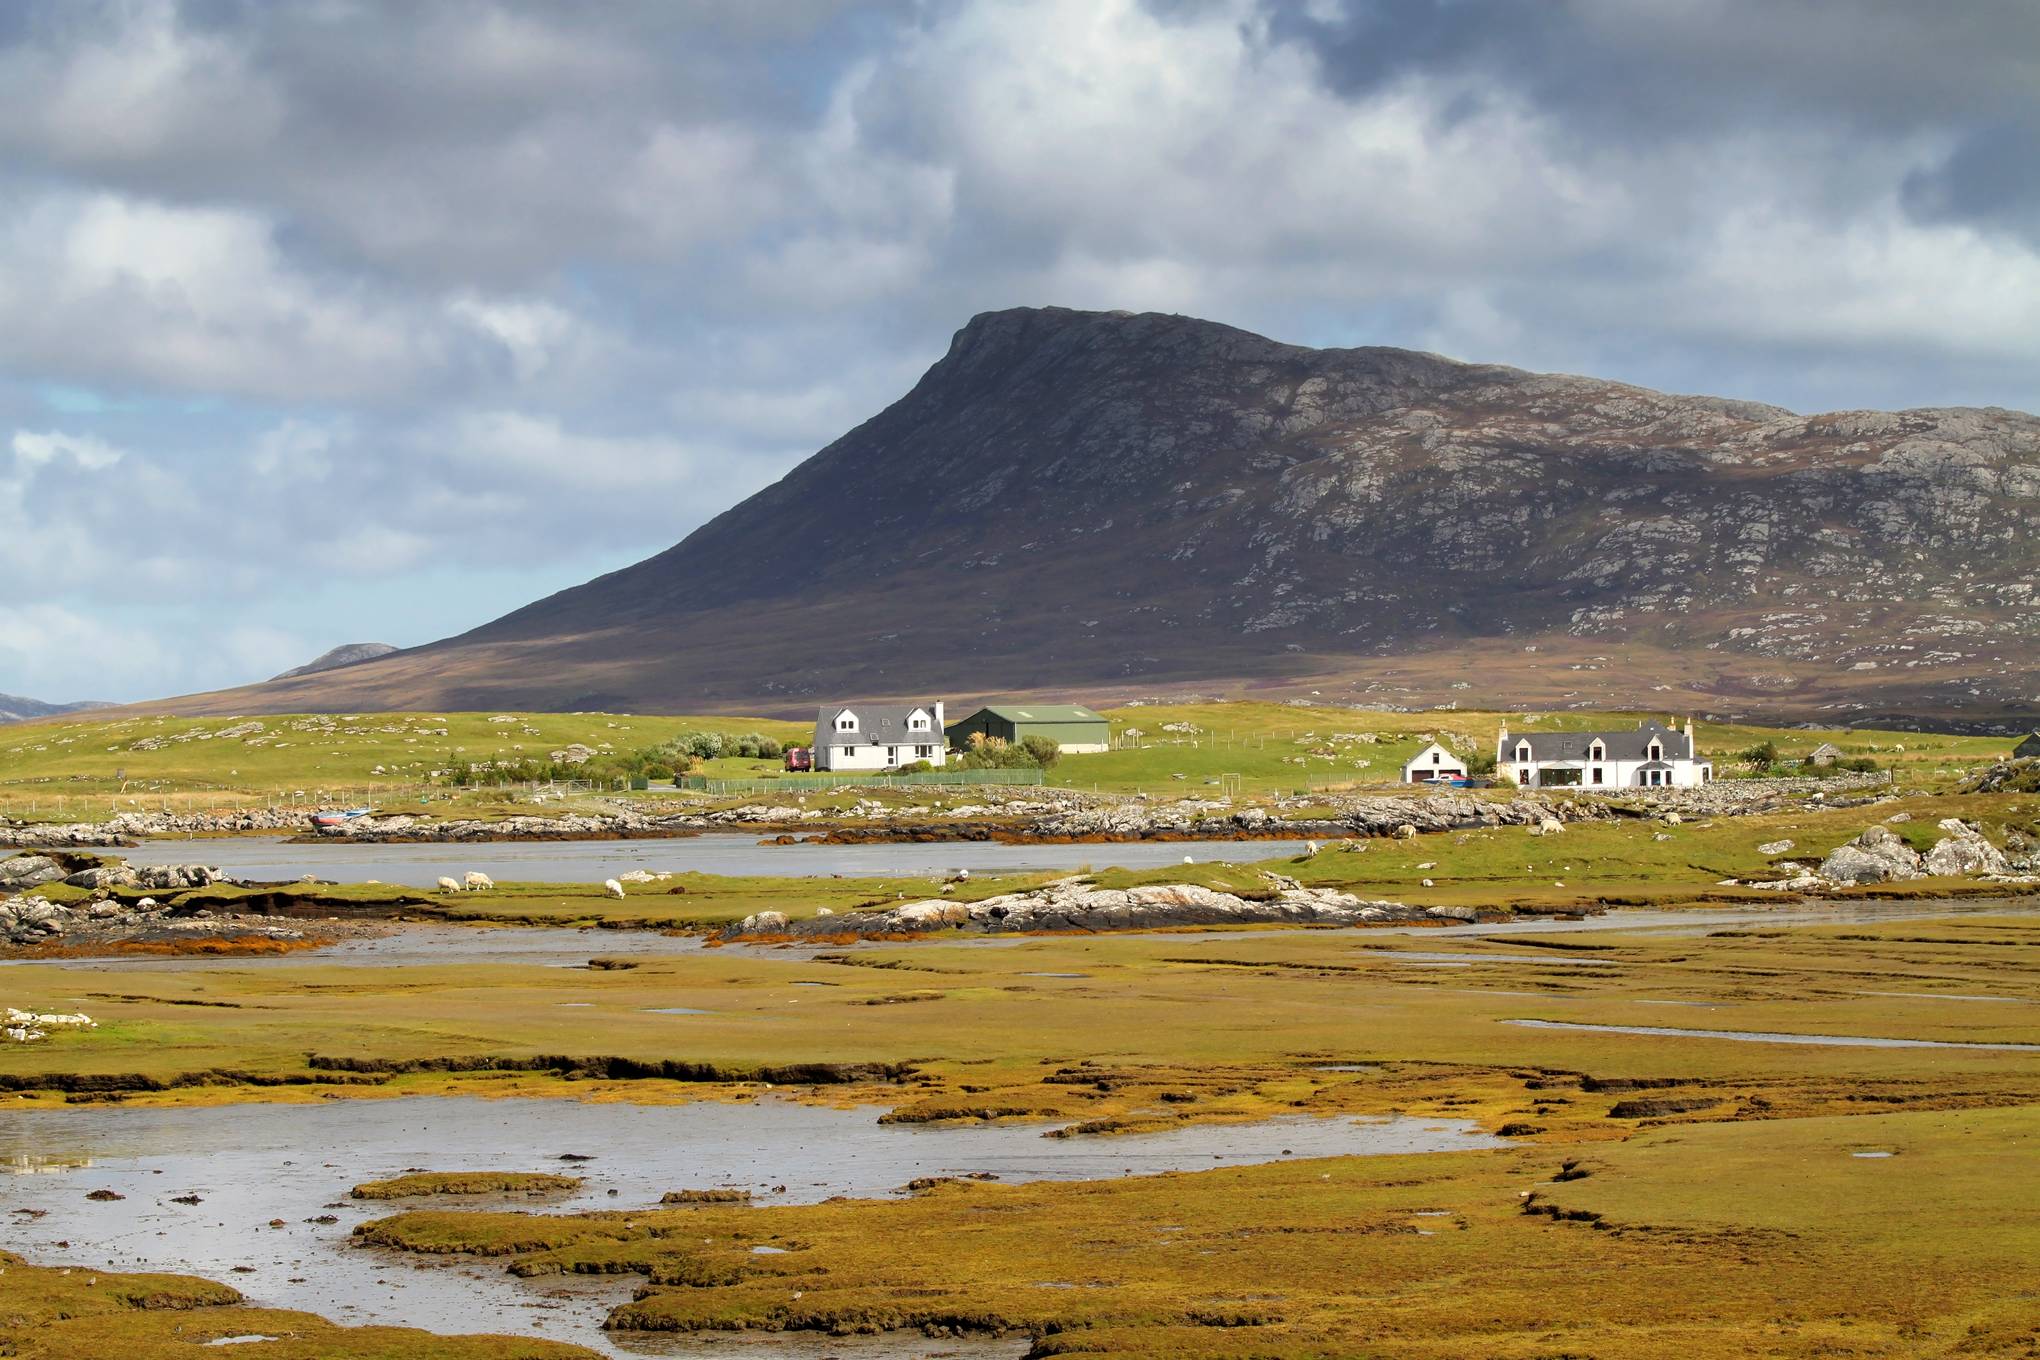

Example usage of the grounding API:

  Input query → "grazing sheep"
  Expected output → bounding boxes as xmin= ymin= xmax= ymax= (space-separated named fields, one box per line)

xmin=463 ymin=871 xmax=495 ymax=891
xmin=603 ymin=878 xmax=625 ymax=900
xmin=436 ymin=876 xmax=462 ymax=893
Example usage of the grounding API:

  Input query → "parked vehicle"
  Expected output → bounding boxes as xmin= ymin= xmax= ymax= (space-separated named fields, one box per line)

xmin=784 ymin=746 xmax=812 ymax=772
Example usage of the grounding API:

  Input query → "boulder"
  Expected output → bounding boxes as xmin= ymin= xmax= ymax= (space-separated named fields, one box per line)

xmin=0 ymin=855 xmax=65 ymax=892
xmin=1923 ymin=821 xmax=2008 ymax=877
xmin=1818 ymin=825 xmax=1924 ymax=884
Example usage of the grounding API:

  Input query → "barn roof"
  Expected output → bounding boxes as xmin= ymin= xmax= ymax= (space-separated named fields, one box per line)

xmin=963 ymin=705 xmax=1106 ymax=724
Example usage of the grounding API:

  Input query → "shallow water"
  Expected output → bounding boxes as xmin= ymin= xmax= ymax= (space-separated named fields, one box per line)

xmin=97 ymin=833 xmax=1317 ymax=886
xmin=0 ymin=1095 xmax=1497 ymax=1357
xmin=1503 ymin=1018 xmax=2040 ymax=1051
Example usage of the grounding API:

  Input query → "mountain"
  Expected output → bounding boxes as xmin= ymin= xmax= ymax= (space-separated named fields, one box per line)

xmin=271 ymin=643 xmax=399 ymax=681
xmin=0 ymin=694 xmax=112 ymax=725
xmin=146 ymin=307 xmax=2040 ymax=727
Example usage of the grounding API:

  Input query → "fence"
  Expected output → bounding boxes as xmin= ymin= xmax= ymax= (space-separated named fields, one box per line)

xmin=677 ymin=769 xmax=1045 ymax=796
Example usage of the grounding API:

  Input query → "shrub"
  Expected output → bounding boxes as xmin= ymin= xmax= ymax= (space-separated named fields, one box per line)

xmin=1019 ymin=736 xmax=1062 ymax=769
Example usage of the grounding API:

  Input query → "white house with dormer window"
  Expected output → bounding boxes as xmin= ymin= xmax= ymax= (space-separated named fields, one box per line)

xmin=1499 ymin=718 xmax=1711 ymax=789
xmin=812 ymin=702 xmax=948 ymax=772
xmin=1402 ymin=741 xmax=1468 ymax=783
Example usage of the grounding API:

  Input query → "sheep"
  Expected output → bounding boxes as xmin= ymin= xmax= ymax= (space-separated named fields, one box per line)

xmin=603 ymin=878 xmax=625 ymax=900
xmin=463 ymin=871 xmax=495 ymax=891
xmin=436 ymin=876 xmax=462 ymax=893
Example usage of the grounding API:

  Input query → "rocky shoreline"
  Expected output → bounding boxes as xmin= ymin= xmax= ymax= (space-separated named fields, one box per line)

xmin=0 ymin=775 xmax=1888 ymax=851
xmin=721 ymin=877 xmax=1503 ymax=941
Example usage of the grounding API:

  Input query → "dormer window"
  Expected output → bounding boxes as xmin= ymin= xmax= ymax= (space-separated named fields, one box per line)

xmin=1589 ymin=740 xmax=1605 ymax=761
xmin=835 ymin=711 xmax=858 ymax=732
xmin=1648 ymin=741 xmax=1663 ymax=761
xmin=907 ymin=709 xmax=930 ymax=732
xmin=1515 ymin=742 xmax=1532 ymax=762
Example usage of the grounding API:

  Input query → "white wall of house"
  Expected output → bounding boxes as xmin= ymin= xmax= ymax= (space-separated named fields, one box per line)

xmin=813 ymin=702 xmax=948 ymax=772
xmin=1505 ymin=746 xmax=1711 ymax=789
xmin=816 ymin=740 xmax=946 ymax=772
xmin=1403 ymin=742 xmax=1467 ymax=783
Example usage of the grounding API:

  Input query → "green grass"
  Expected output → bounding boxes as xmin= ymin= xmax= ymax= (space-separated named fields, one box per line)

xmin=0 ymin=702 xmax=2015 ymax=821
xmin=1043 ymin=701 xmax=2013 ymax=797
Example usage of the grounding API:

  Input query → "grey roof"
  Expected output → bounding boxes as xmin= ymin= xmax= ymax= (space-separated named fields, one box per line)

xmin=2016 ymin=732 xmax=2040 ymax=755
xmin=813 ymin=703 xmax=942 ymax=750
xmin=1504 ymin=721 xmax=1695 ymax=764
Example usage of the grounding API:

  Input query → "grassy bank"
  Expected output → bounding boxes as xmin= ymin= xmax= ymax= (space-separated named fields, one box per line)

xmin=0 ymin=1249 xmax=598 ymax=1359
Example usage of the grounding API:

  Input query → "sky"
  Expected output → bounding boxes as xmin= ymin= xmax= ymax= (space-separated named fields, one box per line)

xmin=3 ymin=0 xmax=2038 ymax=703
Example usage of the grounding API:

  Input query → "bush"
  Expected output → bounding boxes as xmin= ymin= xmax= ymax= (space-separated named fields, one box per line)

xmin=1466 ymin=749 xmax=1498 ymax=777
xmin=1019 ymin=736 xmax=1061 ymax=769
xmin=1741 ymin=741 xmax=1780 ymax=772
xmin=896 ymin=760 xmax=934 ymax=775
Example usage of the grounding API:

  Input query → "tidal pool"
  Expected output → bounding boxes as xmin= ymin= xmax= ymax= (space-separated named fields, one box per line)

xmin=0 ymin=1095 xmax=1498 ymax=1357
xmin=1503 ymin=1018 xmax=2040 ymax=1051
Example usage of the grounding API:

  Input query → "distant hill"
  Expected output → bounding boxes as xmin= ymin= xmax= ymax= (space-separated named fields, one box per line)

xmin=0 ymin=694 xmax=112 ymax=725
xmin=271 ymin=643 xmax=398 ymax=681
xmin=134 ymin=307 xmax=2040 ymax=728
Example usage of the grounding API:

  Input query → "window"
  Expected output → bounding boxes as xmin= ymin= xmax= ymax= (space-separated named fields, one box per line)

xmin=1589 ymin=740 xmax=1605 ymax=761
xmin=1591 ymin=766 xmax=1603 ymax=784
xmin=836 ymin=712 xmax=857 ymax=732
xmin=915 ymin=745 xmax=934 ymax=759
xmin=1519 ymin=766 xmax=1533 ymax=784
xmin=908 ymin=711 xmax=929 ymax=731
xmin=1431 ymin=751 xmax=1442 ymax=764
xmin=1648 ymin=742 xmax=1662 ymax=761
xmin=1516 ymin=742 xmax=1532 ymax=762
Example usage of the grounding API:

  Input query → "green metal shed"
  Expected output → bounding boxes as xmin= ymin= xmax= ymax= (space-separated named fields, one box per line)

xmin=946 ymin=704 xmax=1111 ymax=754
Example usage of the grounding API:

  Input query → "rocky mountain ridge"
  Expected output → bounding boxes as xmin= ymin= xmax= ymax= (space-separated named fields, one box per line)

xmin=139 ymin=307 xmax=2040 ymax=725
xmin=0 ymin=694 xmax=111 ymax=726
xmin=271 ymin=643 xmax=398 ymax=681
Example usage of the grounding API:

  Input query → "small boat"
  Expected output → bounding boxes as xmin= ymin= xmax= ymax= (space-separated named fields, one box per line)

xmin=309 ymin=808 xmax=374 ymax=828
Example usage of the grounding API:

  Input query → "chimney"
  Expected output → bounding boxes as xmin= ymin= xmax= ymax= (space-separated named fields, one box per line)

xmin=1496 ymin=720 xmax=1509 ymax=759
xmin=934 ymin=700 xmax=945 ymax=729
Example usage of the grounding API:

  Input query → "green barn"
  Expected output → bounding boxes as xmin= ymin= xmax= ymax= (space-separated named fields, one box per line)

xmin=946 ymin=704 xmax=1111 ymax=755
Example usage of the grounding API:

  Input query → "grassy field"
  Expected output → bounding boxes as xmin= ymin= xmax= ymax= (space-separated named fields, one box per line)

xmin=0 ymin=702 xmax=2018 ymax=820
xmin=4 ymin=882 xmax=2039 ymax=1353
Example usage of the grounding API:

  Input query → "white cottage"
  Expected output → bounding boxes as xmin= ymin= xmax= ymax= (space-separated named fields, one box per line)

xmin=1402 ymin=742 xmax=1468 ymax=784
xmin=812 ymin=702 xmax=948 ymax=772
xmin=1499 ymin=719 xmax=1711 ymax=789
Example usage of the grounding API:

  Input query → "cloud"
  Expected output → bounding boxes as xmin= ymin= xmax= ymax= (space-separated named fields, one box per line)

xmin=11 ymin=427 xmax=124 ymax=470
xmin=1 ymin=0 xmax=2037 ymax=702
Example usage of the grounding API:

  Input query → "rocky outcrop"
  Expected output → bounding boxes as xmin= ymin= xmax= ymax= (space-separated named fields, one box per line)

xmin=1961 ymin=759 xmax=2040 ymax=795
xmin=722 ymin=878 xmax=1488 ymax=940
xmin=1 ymin=808 xmax=308 ymax=847
xmin=1817 ymin=826 xmax=1925 ymax=884
xmin=0 ymin=854 xmax=66 ymax=892
xmin=270 ymin=642 xmax=398 ymax=680
xmin=62 ymin=863 xmax=225 ymax=891
xmin=0 ymin=890 xmax=307 ymax=950
xmin=1922 ymin=819 xmax=2009 ymax=877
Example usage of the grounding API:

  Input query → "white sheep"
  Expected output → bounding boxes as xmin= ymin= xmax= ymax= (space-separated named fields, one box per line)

xmin=463 ymin=872 xmax=495 ymax=891
xmin=436 ymin=876 xmax=462 ymax=893
xmin=603 ymin=878 xmax=625 ymax=900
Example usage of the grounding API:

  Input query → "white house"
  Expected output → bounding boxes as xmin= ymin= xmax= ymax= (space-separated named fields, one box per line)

xmin=1403 ymin=741 xmax=1468 ymax=784
xmin=1499 ymin=718 xmax=1711 ymax=789
xmin=812 ymin=702 xmax=947 ymax=772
